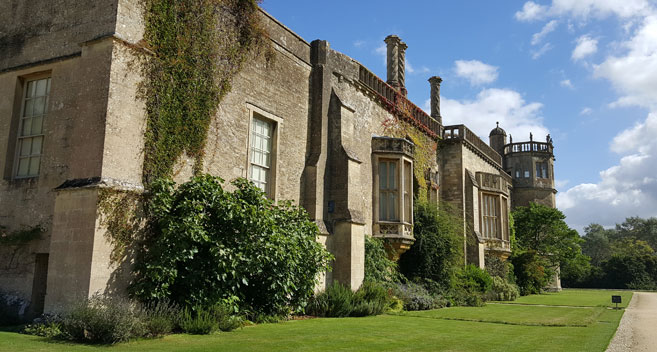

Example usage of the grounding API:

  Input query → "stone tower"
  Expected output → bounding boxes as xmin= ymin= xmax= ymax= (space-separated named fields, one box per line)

xmin=490 ymin=125 xmax=556 ymax=209
xmin=489 ymin=122 xmax=506 ymax=157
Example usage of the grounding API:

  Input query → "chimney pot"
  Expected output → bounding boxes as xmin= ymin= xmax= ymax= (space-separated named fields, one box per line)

xmin=428 ymin=76 xmax=443 ymax=124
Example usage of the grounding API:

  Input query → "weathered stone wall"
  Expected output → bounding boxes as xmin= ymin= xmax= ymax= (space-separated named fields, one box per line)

xmin=0 ymin=0 xmax=142 ymax=314
xmin=200 ymin=13 xmax=312 ymax=203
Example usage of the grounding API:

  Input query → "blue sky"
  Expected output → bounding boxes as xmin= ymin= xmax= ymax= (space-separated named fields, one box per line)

xmin=262 ymin=1 xmax=657 ymax=233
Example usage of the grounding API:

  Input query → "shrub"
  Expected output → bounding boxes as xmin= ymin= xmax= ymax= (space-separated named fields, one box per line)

xmin=511 ymin=250 xmax=548 ymax=295
xmin=141 ymin=299 xmax=181 ymax=337
xmin=306 ymin=283 xmax=353 ymax=317
xmin=22 ymin=315 xmax=63 ymax=338
xmin=131 ymin=176 xmax=333 ymax=317
xmin=399 ymin=201 xmax=462 ymax=290
xmin=457 ymin=265 xmax=493 ymax=293
xmin=393 ymin=282 xmax=438 ymax=311
xmin=179 ymin=307 xmax=218 ymax=335
xmin=60 ymin=295 xmax=145 ymax=344
xmin=306 ymin=282 xmax=390 ymax=317
xmin=450 ymin=265 xmax=493 ymax=307
xmin=212 ymin=302 xmax=243 ymax=332
xmin=484 ymin=276 xmax=520 ymax=301
xmin=364 ymin=236 xmax=398 ymax=284
xmin=351 ymin=282 xmax=389 ymax=317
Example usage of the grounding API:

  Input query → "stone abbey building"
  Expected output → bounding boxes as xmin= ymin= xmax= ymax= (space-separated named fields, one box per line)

xmin=0 ymin=1 xmax=556 ymax=319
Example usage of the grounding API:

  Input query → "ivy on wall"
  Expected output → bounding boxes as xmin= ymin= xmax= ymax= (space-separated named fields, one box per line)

xmin=98 ymin=0 xmax=271 ymax=261
xmin=382 ymin=117 xmax=438 ymax=201
xmin=139 ymin=0 xmax=270 ymax=185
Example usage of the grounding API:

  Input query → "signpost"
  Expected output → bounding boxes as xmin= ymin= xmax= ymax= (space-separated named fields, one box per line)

xmin=612 ymin=295 xmax=622 ymax=309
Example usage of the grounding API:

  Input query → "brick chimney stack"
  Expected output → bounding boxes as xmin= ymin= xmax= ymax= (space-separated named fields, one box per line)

xmin=385 ymin=35 xmax=408 ymax=96
xmin=429 ymin=76 xmax=443 ymax=124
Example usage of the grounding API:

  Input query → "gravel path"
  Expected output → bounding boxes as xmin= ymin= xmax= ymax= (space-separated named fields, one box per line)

xmin=606 ymin=292 xmax=657 ymax=352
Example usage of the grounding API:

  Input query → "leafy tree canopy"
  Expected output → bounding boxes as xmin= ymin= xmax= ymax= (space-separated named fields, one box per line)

xmin=512 ymin=203 xmax=584 ymax=268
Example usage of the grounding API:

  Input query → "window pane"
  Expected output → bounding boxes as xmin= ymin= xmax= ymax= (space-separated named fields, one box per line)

xmin=46 ymin=78 xmax=51 ymax=95
xmin=28 ymin=157 xmax=40 ymax=175
xmin=33 ymin=97 xmax=46 ymax=115
xmin=379 ymin=162 xmax=387 ymax=190
xmin=27 ymin=81 xmax=36 ymax=97
xmin=19 ymin=139 xmax=31 ymax=156
xmin=24 ymin=99 xmax=34 ymax=118
xmin=389 ymin=162 xmax=396 ymax=190
xmin=17 ymin=158 xmax=29 ymax=176
xmin=36 ymin=79 xmax=47 ymax=96
xmin=31 ymin=116 xmax=43 ymax=135
xmin=31 ymin=136 xmax=43 ymax=155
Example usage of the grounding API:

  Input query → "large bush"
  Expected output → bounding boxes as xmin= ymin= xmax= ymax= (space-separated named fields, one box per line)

xmin=131 ymin=176 xmax=333 ymax=316
xmin=364 ymin=236 xmax=398 ymax=284
xmin=398 ymin=201 xmax=462 ymax=290
xmin=451 ymin=265 xmax=492 ymax=307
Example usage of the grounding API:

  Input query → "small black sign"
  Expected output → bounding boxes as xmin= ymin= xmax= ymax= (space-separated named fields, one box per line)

xmin=612 ymin=295 xmax=622 ymax=304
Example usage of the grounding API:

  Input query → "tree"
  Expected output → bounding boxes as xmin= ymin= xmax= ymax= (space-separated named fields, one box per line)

xmin=512 ymin=203 xmax=585 ymax=269
xmin=581 ymin=224 xmax=613 ymax=266
xmin=615 ymin=217 xmax=657 ymax=250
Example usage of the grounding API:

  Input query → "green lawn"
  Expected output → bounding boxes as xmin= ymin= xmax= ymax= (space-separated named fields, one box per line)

xmin=0 ymin=289 xmax=631 ymax=352
xmin=396 ymin=304 xmax=604 ymax=326
xmin=502 ymin=289 xmax=633 ymax=308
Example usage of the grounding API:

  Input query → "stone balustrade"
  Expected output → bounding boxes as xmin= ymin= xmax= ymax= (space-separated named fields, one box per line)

xmin=443 ymin=125 xmax=503 ymax=167
xmin=504 ymin=141 xmax=553 ymax=155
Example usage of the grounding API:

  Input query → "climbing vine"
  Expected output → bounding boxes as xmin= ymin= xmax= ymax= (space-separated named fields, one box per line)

xmin=97 ymin=189 xmax=145 ymax=263
xmin=382 ymin=117 xmax=438 ymax=202
xmin=139 ymin=0 xmax=271 ymax=185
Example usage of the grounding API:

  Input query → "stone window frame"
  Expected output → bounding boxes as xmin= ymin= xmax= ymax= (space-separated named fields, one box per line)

xmin=535 ymin=161 xmax=548 ymax=179
xmin=245 ymin=103 xmax=282 ymax=200
xmin=479 ymin=191 xmax=509 ymax=242
xmin=10 ymin=72 xmax=52 ymax=180
xmin=371 ymin=137 xmax=414 ymax=239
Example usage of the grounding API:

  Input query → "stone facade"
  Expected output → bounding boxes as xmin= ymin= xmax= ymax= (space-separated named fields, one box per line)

xmin=0 ymin=3 xmax=557 ymax=318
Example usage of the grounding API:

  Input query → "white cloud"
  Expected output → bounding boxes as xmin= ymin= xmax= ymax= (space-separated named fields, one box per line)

xmin=439 ymin=88 xmax=549 ymax=141
xmin=532 ymin=20 xmax=559 ymax=45
xmin=516 ymin=0 xmax=653 ymax=22
xmin=595 ymin=15 xmax=657 ymax=109
xmin=558 ymin=115 xmax=657 ymax=230
xmin=532 ymin=43 xmax=554 ymax=59
xmin=353 ymin=40 xmax=365 ymax=48
xmin=516 ymin=1 xmax=548 ymax=21
xmin=519 ymin=1 xmax=657 ymax=231
xmin=454 ymin=60 xmax=499 ymax=86
xmin=580 ymin=107 xmax=593 ymax=115
xmin=547 ymin=0 xmax=652 ymax=20
xmin=560 ymin=79 xmax=574 ymax=89
xmin=572 ymin=35 xmax=598 ymax=61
